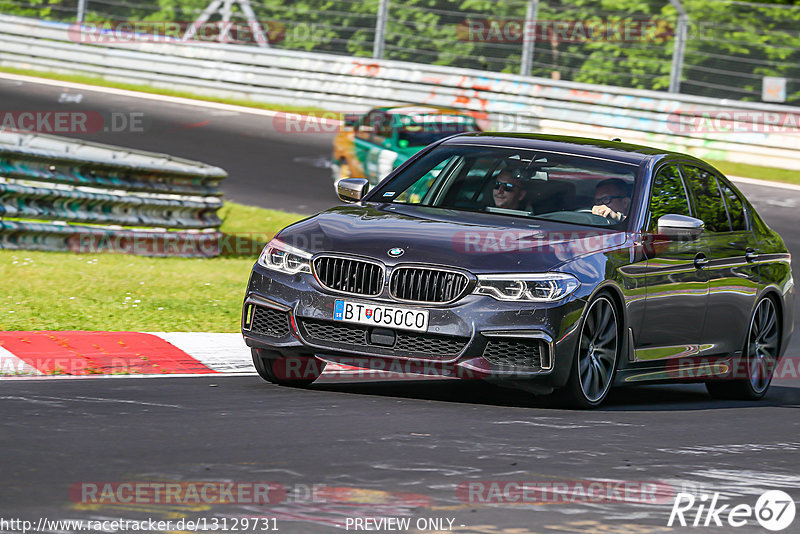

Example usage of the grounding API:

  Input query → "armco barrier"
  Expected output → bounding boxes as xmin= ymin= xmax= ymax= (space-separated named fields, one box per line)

xmin=0 ymin=130 xmax=226 ymax=257
xmin=1 ymin=15 xmax=799 ymax=171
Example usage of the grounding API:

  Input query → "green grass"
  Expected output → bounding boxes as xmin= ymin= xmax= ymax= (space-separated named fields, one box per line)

xmin=0 ymin=202 xmax=305 ymax=332
xmin=707 ymin=160 xmax=800 ymax=186
xmin=0 ymin=65 xmax=327 ymax=115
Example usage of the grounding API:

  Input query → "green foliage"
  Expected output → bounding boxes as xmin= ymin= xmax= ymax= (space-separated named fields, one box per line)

xmin=1 ymin=0 xmax=798 ymax=103
xmin=0 ymin=0 xmax=74 ymax=19
xmin=0 ymin=201 xmax=305 ymax=331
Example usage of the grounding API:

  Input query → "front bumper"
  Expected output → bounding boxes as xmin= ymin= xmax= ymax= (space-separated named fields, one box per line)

xmin=242 ymin=265 xmax=585 ymax=387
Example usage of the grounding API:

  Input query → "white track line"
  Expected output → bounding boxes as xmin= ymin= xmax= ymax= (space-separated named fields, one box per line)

xmin=0 ymin=372 xmax=256 ymax=381
xmin=152 ymin=332 xmax=254 ymax=373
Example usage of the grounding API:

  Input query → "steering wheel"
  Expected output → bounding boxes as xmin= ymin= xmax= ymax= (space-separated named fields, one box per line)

xmin=577 ymin=208 xmax=617 ymax=225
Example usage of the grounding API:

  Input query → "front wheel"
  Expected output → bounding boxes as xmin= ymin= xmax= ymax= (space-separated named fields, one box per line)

xmin=252 ymin=349 xmax=326 ymax=387
xmin=706 ymin=297 xmax=780 ymax=400
xmin=557 ymin=295 xmax=620 ymax=408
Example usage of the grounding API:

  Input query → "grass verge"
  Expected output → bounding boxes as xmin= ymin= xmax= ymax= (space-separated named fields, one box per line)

xmin=0 ymin=65 xmax=326 ymax=115
xmin=3 ymin=66 xmax=799 ymax=186
xmin=0 ymin=202 xmax=305 ymax=332
xmin=708 ymin=160 xmax=800 ymax=186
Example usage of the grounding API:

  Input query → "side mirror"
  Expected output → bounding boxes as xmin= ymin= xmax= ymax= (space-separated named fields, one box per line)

xmin=337 ymin=178 xmax=369 ymax=203
xmin=657 ymin=214 xmax=704 ymax=241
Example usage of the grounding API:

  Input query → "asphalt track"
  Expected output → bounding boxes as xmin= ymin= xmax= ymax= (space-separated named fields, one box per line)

xmin=1 ymin=75 xmax=800 ymax=534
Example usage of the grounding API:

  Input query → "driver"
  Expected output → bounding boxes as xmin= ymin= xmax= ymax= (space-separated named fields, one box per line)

xmin=491 ymin=170 xmax=528 ymax=211
xmin=591 ymin=178 xmax=631 ymax=222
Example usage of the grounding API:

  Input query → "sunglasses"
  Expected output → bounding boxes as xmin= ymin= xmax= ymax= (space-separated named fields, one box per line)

xmin=493 ymin=180 xmax=518 ymax=193
xmin=593 ymin=195 xmax=625 ymax=205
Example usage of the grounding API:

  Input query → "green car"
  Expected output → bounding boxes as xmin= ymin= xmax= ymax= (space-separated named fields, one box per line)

xmin=332 ymin=106 xmax=481 ymax=199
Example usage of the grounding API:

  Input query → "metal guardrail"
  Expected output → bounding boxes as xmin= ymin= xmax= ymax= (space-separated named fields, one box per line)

xmin=0 ymin=131 xmax=227 ymax=257
xmin=0 ymin=15 xmax=799 ymax=172
xmin=7 ymin=0 xmax=800 ymax=106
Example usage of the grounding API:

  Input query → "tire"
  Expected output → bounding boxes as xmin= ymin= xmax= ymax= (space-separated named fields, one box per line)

xmin=706 ymin=297 xmax=780 ymax=401
xmin=251 ymin=349 xmax=326 ymax=387
xmin=556 ymin=294 xmax=621 ymax=409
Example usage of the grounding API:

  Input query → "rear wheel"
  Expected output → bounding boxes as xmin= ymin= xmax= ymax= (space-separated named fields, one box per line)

xmin=558 ymin=295 xmax=620 ymax=408
xmin=706 ymin=297 xmax=779 ymax=400
xmin=251 ymin=349 xmax=325 ymax=387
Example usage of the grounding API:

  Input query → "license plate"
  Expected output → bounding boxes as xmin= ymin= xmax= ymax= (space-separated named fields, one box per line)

xmin=333 ymin=299 xmax=429 ymax=332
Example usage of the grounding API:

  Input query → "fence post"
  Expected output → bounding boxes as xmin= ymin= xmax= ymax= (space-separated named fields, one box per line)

xmin=77 ymin=0 xmax=87 ymax=23
xmin=668 ymin=0 xmax=688 ymax=93
xmin=185 ymin=0 xmax=270 ymax=47
xmin=373 ymin=0 xmax=389 ymax=59
xmin=520 ymin=0 xmax=540 ymax=76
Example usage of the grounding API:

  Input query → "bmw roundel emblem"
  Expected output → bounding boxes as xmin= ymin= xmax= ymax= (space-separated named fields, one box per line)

xmin=388 ymin=247 xmax=405 ymax=258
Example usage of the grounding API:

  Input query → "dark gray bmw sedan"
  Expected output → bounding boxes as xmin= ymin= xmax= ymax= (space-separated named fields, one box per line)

xmin=242 ymin=134 xmax=794 ymax=408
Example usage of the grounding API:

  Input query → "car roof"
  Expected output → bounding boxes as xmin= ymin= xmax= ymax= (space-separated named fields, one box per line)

xmin=439 ymin=132 xmax=706 ymax=167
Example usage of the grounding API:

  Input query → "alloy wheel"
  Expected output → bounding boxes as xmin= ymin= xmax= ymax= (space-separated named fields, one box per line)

xmin=746 ymin=298 xmax=779 ymax=394
xmin=578 ymin=296 xmax=618 ymax=403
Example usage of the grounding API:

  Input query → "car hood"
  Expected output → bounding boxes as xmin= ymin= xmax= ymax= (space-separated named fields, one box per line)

xmin=277 ymin=204 xmax=628 ymax=273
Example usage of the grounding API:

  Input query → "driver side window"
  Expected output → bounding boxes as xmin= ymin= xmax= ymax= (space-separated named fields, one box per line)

xmin=648 ymin=165 xmax=692 ymax=232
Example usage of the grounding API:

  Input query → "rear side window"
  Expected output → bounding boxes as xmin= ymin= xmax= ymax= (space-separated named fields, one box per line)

xmin=648 ymin=165 xmax=691 ymax=232
xmin=682 ymin=165 xmax=730 ymax=233
xmin=718 ymin=180 xmax=747 ymax=231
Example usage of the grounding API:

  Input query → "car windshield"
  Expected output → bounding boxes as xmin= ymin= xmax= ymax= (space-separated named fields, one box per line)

xmin=396 ymin=115 xmax=478 ymax=147
xmin=370 ymin=144 xmax=640 ymax=228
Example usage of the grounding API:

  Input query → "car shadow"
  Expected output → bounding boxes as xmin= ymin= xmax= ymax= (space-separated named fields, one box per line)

xmin=307 ymin=378 xmax=800 ymax=411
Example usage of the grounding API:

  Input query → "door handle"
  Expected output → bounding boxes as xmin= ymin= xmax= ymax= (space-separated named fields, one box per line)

xmin=745 ymin=248 xmax=760 ymax=263
xmin=694 ymin=253 xmax=709 ymax=269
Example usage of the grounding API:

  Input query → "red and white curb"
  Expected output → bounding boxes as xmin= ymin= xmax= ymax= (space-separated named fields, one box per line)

xmin=0 ymin=331 xmax=409 ymax=380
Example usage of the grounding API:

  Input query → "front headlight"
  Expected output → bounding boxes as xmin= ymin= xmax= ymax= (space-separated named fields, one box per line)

xmin=475 ymin=273 xmax=580 ymax=302
xmin=258 ymin=238 xmax=312 ymax=274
